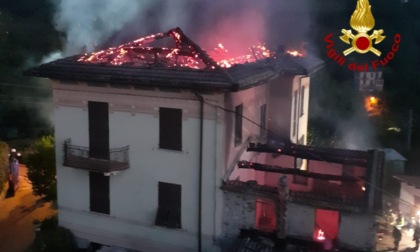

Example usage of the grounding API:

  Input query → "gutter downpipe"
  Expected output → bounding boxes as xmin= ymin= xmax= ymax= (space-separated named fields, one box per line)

xmin=195 ymin=92 xmax=204 ymax=252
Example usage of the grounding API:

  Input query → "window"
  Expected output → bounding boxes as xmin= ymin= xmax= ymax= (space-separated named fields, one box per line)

xmin=292 ymin=90 xmax=298 ymax=136
xmin=295 ymin=136 xmax=305 ymax=170
xmin=299 ymin=86 xmax=305 ymax=116
xmin=293 ymin=174 xmax=308 ymax=185
xmin=255 ymin=199 xmax=276 ymax=232
xmin=159 ymin=108 xmax=182 ymax=151
xmin=235 ymin=104 xmax=243 ymax=146
xmin=89 ymin=172 xmax=110 ymax=214
xmin=88 ymin=101 xmax=109 ymax=160
xmin=260 ymin=104 xmax=267 ymax=138
xmin=155 ymin=182 xmax=182 ymax=229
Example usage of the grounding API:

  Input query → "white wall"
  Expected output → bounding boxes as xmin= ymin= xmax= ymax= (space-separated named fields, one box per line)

xmin=55 ymin=106 xmax=90 ymax=211
xmin=290 ymin=76 xmax=310 ymax=144
xmin=286 ymin=202 xmax=315 ymax=239
xmin=399 ymin=182 xmax=420 ymax=216
xmin=53 ymin=83 xmax=224 ymax=252
xmin=338 ymin=212 xmax=376 ymax=251
xmin=225 ymin=84 xmax=268 ymax=183
xmin=286 ymin=202 xmax=376 ymax=251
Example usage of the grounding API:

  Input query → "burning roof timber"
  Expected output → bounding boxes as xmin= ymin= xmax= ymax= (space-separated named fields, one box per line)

xmin=25 ymin=27 xmax=324 ymax=91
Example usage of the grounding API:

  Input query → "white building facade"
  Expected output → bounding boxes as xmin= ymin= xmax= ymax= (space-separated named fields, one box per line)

xmin=54 ymin=83 xmax=226 ymax=251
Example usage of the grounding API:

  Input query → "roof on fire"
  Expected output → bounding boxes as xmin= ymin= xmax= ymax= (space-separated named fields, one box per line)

xmin=24 ymin=28 xmax=324 ymax=92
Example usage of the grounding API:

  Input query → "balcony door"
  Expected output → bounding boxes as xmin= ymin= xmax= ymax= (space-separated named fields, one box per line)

xmin=88 ymin=101 xmax=109 ymax=160
xmin=88 ymin=101 xmax=110 ymax=214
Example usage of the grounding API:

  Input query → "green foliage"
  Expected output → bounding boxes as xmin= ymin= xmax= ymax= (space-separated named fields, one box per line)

xmin=26 ymin=136 xmax=56 ymax=201
xmin=35 ymin=215 xmax=78 ymax=252
xmin=0 ymin=141 xmax=9 ymax=193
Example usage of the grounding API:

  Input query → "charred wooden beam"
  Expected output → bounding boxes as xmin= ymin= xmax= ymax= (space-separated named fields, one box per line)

xmin=238 ymin=160 xmax=362 ymax=182
xmin=247 ymin=143 xmax=368 ymax=166
xmin=167 ymin=27 xmax=218 ymax=69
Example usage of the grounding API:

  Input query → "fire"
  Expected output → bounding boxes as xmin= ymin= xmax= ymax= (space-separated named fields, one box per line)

xmin=78 ymin=28 xmax=273 ymax=70
xmin=316 ymin=229 xmax=326 ymax=241
xmin=364 ymin=95 xmax=383 ymax=116
xmin=208 ymin=43 xmax=272 ymax=68
xmin=286 ymin=50 xmax=304 ymax=57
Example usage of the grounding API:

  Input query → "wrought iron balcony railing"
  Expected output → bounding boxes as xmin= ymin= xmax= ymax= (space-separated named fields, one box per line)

xmin=63 ymin=139 xmax=129 ymax=173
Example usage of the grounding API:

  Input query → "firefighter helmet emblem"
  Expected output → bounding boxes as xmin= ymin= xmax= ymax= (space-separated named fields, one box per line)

xmin=340 ymin=0 xmax=385 ymax=56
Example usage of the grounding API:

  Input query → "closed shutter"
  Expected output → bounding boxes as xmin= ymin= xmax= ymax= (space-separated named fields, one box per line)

xmin=155 ymin=182 xmax=181 ymax=228
xmin=89 ymin=172 xmax=110 ymax=214
xmin=159 ymin=108 xmax=182 ymax=151
xmin=88 ymin=101 xmax=109 ymax=160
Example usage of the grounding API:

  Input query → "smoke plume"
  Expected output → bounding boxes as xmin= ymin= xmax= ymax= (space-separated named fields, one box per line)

xmin=48 ymin=0 xmax=312 ymax=56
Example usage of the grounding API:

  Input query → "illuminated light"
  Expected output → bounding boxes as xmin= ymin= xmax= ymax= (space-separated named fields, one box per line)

xmin=277 ymin=149 xmax=282 ymax=152
xmin=387 ymin=127 xmax=401 ymax=133
xmin=416 ymin=210 xmax=420 ymax=216
xmin=362 ymin=186 xmax=366 ymax=191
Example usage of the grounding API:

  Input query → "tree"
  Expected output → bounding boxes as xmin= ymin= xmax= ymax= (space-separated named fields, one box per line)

xmin=26 ymin=135 xmax=56 ymax=200
xmin=0 ymin=141 xmax=9 ymax=193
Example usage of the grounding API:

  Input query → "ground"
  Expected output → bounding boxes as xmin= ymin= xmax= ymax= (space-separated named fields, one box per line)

xmin=0 ymin=164 xmax=57 ymax=252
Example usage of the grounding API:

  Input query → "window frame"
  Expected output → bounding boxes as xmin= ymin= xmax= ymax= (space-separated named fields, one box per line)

xmin=299 ymin=86 xmax=305 ymax=117
xmin=234 ymin=104 xmax=243 ymax=147
xmin=260 ymin=104 xmax=267 ymax=138
xmin=292 ymin=90 xmax=298 ymax=137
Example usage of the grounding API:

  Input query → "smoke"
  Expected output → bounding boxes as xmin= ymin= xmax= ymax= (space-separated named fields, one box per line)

xmin=48 ymin=0 xmax=312 ymax=56
xmin=336 ymin=112 xmax=378 ymax=150
xmin=50 ymin=0 xmax=152 ymax=55
xmin=309 ymin=75 xmax=379 ymax=151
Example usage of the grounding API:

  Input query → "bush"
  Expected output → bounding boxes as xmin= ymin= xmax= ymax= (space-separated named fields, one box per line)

xmin=35 ymin=215 xmax=78 ymax=252
xmin=26 ymin=136 xmax=56 ymax=200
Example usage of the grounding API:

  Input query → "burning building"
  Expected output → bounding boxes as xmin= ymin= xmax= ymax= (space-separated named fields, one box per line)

xmin=355 ymin=71 xmax=385 ymax=117
xmin=223 ymin=143 xmax=384 ymax=251
xmin=24 ymin=27 xmax=384 ymax=251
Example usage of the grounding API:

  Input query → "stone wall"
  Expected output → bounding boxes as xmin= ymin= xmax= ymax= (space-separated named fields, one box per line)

xmin=222 ymin=191 xmax=257 ymax=242
xmin=220 ymin=178 xmax=289 ymax=251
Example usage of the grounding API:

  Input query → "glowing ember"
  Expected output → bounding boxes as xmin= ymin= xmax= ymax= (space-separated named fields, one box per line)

xmin=78 ymin=29 xmax=205 ymax=69
xmin=286 ymin=50 xmax=304 ymax=57
xmin=208 ymin=43 xmax=272 ymax=68
xmin=78 ymin=28 xmax=274 ymax=70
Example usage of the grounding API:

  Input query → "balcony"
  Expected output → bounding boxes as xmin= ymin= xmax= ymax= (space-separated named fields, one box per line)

xmin=63 ymin=139 xmax=129 ymax=173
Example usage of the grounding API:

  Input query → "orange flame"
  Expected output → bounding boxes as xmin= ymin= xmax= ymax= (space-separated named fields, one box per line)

xmin=286 ymin=50 xmax=304 ymax=57
xmin=78 ymin=30 xmax=273 ymax=69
